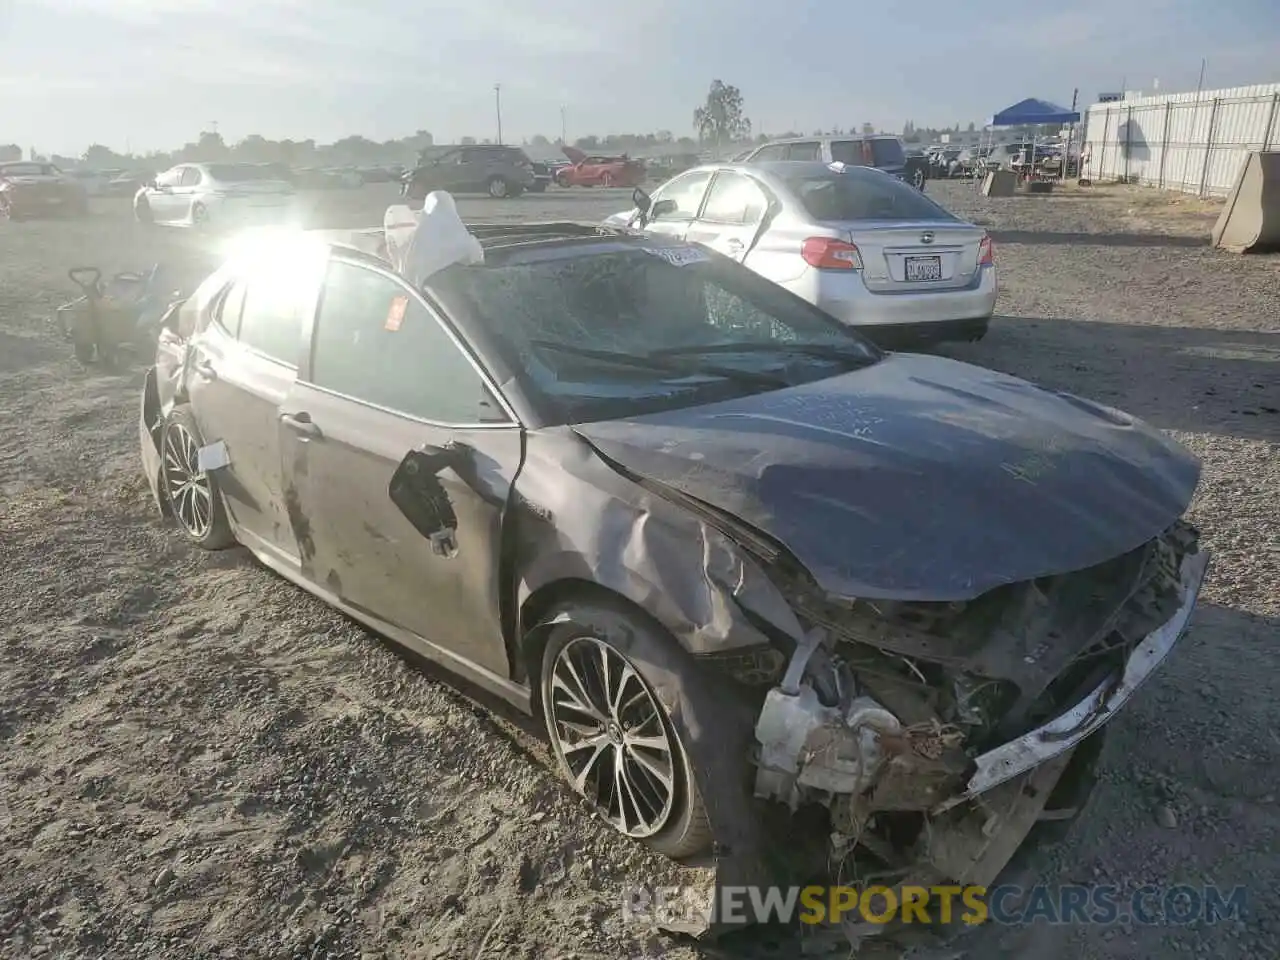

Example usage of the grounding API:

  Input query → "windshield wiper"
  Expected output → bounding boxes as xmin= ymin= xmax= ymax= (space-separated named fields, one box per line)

xmin=650 ymin=341 xmax=879 ymax=365
xmin=529 ymin=339 xmax=791 ymax=387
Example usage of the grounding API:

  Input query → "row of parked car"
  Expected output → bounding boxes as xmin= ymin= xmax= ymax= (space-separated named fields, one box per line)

xmin=924 ymin=142 xmax=1079 ymax=179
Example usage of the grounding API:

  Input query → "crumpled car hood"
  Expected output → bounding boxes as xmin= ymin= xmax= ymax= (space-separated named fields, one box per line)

xmin=574 ymin=353 xmax=1201 ymax=601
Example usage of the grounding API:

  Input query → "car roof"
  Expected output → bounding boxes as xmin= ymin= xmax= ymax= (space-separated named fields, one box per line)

xmin=314 ymin=221 xmax=687 ymax=272
xmin=681 ymin=160 xmax=900 ymax=185
xmin=756 ymin=134 xmax=898 ymax=144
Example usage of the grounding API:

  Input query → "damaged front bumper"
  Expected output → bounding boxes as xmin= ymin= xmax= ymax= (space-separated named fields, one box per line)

xmin=753 ymin=545 xmax=1209 ymax=887
xmin=937 ymin=546 xmax=1209 ymax=813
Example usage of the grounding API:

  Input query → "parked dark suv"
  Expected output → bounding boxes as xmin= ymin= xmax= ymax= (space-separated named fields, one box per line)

xmin=742 ymin=135 xmax=929 ymax=190
xmin=401 ymin=145 xmax=537 ymax=202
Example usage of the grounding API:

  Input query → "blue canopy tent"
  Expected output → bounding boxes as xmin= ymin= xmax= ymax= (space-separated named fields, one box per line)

xmin=988 ymin=98 xmax=1080 ymax=127
xmin=981 ymin=98 xmax=1082 ymax=182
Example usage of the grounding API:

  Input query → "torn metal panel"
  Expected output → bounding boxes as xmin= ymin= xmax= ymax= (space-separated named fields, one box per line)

xmin=512 ymin=429 xmax=807 ymax=660
xmin=574 ymin=351 xmax=1201 ymax=602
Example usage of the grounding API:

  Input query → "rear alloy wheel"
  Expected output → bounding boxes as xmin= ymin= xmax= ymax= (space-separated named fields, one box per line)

xmin=161 ymin=406 xmax=234 ymax=549
xmin=190 ymin=202 xmax=209 ymax=227
xmin=487 ymin=176 xmax=510 ymax=199
xmin=540 ymin=616 xmax=716 ymax=865
xmin=134 ymin=198 xmax=153 ymax=224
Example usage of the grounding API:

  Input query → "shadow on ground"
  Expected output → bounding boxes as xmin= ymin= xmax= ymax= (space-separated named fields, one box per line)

xmin=939 ymin=317 xmax=1280 ymax=442
xmin=989 ymin=230 xmax=1209 ymax=249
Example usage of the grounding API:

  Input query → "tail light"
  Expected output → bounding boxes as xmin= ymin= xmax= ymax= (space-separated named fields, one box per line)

xmin=802 ymin=237 xmax=863 ymax=270
xmin=978 ymin=235 xmax=994 ymax=266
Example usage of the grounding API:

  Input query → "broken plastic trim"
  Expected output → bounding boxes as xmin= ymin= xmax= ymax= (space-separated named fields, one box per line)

xmin=934 ymin=547 xmax=1210 ymax=813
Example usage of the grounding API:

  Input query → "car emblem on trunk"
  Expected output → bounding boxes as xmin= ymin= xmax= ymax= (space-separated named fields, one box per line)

xmin=920 ymin=231 xmax=935 ymax=244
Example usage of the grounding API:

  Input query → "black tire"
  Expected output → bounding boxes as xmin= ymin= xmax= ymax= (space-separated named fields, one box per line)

xmin=487 ymin=176 xmax=510 ymax=199
xmin=529 ymin=181 xmax=547 ymax=193
xmin=0 ymin=197 xmax=21 ymax=221
xmin=538 ymin=600 xmax=714 ymax=859
xmin=911 ymin=167 xmax=927 ymax=191
xmin=160 ymin=404 xmax=235 ymax=550
xmin=190 ymin=202 xmax=209 ymax=227
xmin=134 ymin=198 xmax=153 ymax=224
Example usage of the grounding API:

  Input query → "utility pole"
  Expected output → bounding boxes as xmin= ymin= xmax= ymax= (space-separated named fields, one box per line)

xmin=560 ymin=105 xmax=567 ymax=145
xmin=494 ymin=84 xmax=503 ymax=144
xmin=1195 ymin=58 xmax=1207 ymax=99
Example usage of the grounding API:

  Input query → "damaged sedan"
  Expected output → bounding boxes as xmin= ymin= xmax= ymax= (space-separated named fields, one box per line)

xmin=139 ymin=206 xmax=1208 ymax=927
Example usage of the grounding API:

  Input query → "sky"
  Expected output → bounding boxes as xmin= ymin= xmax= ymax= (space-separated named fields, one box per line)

xmin=1 ymin=0 xmax=1277 ymax=156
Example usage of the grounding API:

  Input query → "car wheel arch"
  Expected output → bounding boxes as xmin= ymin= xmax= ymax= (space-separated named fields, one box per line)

xmin=523 ymin=582 xmax=776 ymax=869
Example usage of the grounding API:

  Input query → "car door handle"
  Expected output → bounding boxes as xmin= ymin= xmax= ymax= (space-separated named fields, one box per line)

xmin=193 ymin=358 xmax=217 ymax=380
xmin=280 ymin=412 xmax=322 ymax=439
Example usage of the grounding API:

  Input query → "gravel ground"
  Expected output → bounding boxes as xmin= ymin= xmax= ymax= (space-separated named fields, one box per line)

xmin=1 ymin=181 xmax=1277 ymax=960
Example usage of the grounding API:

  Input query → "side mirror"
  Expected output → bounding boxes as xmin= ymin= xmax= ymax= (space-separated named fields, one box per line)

xmin=632 ymin=187 xmax=652 ymax=213
xmin=651 ymin=198 xmax=677 ymax=219
xmin=389 ymin=445 xmax=461 ymax=557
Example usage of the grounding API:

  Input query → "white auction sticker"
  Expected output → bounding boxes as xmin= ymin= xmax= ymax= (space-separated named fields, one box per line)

xmin=644 ymin=245 xmax=710 ymax=267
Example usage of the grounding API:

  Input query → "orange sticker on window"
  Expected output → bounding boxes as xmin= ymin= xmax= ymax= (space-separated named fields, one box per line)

xmin=385 ymin=295 xmax=408 ymax=331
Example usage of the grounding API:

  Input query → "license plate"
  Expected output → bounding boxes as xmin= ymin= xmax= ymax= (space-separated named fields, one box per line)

xmin=905 ymin=255 xmax=942 ymax=281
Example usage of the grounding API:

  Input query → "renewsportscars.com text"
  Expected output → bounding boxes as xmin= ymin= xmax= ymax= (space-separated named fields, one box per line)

xmin=621 ymin=883 xmax=1248 ymax=928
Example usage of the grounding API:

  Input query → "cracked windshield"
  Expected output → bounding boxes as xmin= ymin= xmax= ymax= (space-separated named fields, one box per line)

xmin=1 ymin=1 xmax=1277 ymax=959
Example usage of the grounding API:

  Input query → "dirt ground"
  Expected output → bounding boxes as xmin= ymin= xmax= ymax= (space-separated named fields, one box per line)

xmin=1 ymin=181 xmax=1277 ymax=960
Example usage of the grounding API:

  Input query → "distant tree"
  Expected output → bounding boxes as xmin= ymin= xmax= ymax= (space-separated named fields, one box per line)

xmin=529 ymin=134 xmax=551 ymax=147
xmin=574 ymin=135 xmax=599 ymax=149
xmin=967 ymin=121 xmax=976 ymax=133
xmin=82 ymin=143 xmax=123 ymax=167
xmin=656 ymin=130 xmax=674 ymax=143
xmin=693 ymin=80 xmax=750 ymax=147
xmin=861 ymin=122 xmax=875 ymax=135
xmin=234 ymin=134 xmax=272 ymax=163
xmin=197 ymin=130 xmax=228 ymax=159
xmin=460 ymin=136 xmax=477 ymax=145
xmin=0 ymin=144 xmax=20 ymax=161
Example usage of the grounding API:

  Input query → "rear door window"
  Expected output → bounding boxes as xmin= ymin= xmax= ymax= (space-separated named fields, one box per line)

xmin=785 ymin=141 xmax=822 ymax=161
xmin=235 ymin=264 xmax=316 ymax=365
xmin=216 ymin=282 xmax=247 ymax=336
xmin=699 ymin=171 xmax=768 ymax=224
xmin=179 ymin=167 xmax=202 ymax=187
xmin=829 ymin=141 xmax=866 ymax=165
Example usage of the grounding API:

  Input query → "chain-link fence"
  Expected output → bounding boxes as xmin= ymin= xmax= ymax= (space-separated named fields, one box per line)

xmin=1081 ymin=84 xmax=1280 ymax=197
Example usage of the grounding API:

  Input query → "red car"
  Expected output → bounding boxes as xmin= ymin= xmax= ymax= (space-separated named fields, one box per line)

xmin=554 ymin=146 xmax=646 ymax=188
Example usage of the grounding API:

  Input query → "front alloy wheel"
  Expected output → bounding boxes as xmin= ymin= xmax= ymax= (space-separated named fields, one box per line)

xmin=547 ymin=636 xmax=676 ymax=837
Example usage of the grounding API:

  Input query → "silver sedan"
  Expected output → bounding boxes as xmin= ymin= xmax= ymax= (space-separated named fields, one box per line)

xmin=605 ymin=161 xmax=997 ymax=345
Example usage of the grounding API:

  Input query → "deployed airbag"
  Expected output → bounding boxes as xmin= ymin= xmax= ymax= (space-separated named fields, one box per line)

xmin=384 ymin=192 xmax=484 ymax=284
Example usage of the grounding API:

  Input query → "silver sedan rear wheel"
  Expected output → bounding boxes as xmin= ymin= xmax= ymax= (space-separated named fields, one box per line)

xmin=158 ymin=405 xmax=235 ymax=549
xmin=546 ymin=635 xmax=677 ymax=838
xmin=163 ymin=421 xmax=212 ymax=540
